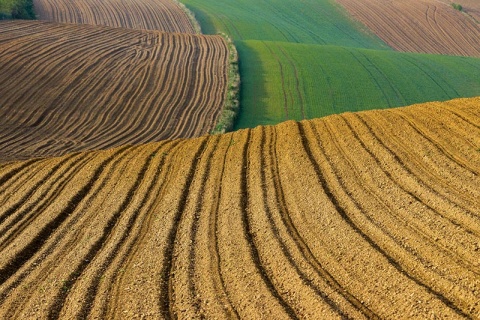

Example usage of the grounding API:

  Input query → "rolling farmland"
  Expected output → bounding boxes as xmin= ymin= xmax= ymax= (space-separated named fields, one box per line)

xmin=181 ymin=0 xmax=387 ymax=48
xmin=0 ymin=20 xmax=229 ymax=161
xmin=448 ymin=0 xmax=480 ymax=22
xmin=0 ymin=98 xmax=479 ymax=318
xmin=181 ymin=0 xmax=480 ymax=129
xmin=336 ymin=0 xmax=480 ymax=57
xmin=235 ymin=40 xmax=480 ymax=128
xmin=34 ymin=0 xmax=197 ymax=33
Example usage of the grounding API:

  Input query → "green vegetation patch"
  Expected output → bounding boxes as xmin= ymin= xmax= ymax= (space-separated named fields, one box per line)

xmin=0 ymin=0 xmax=35 ymax=19
xmin=452 ymin=3 xmax=463 ymax=11
xmin=181 ymin=0 xmax=388 ymax=49
xmin=235 ymin=40 xmax=480 ymax=129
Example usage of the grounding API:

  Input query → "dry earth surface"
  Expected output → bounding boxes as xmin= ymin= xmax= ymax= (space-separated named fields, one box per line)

xmin=0 ymin=97 xmax=478 ymax=319
xmin=0 ymin=20 xmax=228 ymax=161
xmin=34 ymin=0 xmax=196 ymax=33
xmin=336 ymin=0 xmax=480 ymax=56
xmin=440 ymin=0 xmax=480 ymax=23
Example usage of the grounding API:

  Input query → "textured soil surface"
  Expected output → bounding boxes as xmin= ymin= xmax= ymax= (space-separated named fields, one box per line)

xmin=34 ymin=0 xmax=196 ymax=33
xmin=336 ymin=0 xmax=480 ymax=56
xmin=0 ymin=20 xmax=228 ymax=161
xmin=0 ymin=98 xmax=478 ymax=319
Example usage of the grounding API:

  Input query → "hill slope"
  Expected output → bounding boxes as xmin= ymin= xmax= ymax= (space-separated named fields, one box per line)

xmin=0 ymin=97 xmax=478 ymax=318
xmin=0 ymin=20 xmax=229 ymax=161
xmin=182 ymin=0 xmax=388 ymax=48
xmin=336 ymin=0 xmax=480 ymax=57
xmin=182 ymin=0 xmax=480 ymax=129
xmin=34 ymin=0 xmax=196 ymax=33
xmin=235 ymin=40 xmax=480 ymax=128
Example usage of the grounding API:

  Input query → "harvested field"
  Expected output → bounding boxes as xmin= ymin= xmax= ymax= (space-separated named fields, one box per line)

xmin=0 ymin=97 xmax=478 ymax=318
xmin=0 ymin=20 xmax=229 ymax=161
xmin=34 ymin=0 xmax=196 ymax=33
xmin=336 ymin=0 xmax=480 ymax=57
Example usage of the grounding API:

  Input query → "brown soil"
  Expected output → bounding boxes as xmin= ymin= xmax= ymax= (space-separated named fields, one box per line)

xmin=336 ymin=0 xmax=480 ymax=57
xmin=0 ymin=20 xmax=228 ymax=161
xmin=440 ymin=0 xmax=480 ymax=23
xmin=0 ymin=97 xmax=478 ymax=319
xmin=33 ymin=0 xmax=196 ymax=33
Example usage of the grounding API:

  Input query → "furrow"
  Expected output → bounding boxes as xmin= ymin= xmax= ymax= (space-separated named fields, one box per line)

xmin=0 ymin=145 xmax=137 ymax=317
xmin=0 ymin=145 xmax=129 ymax=286
xmin=297 ymin=120 xmax=471 ymax=318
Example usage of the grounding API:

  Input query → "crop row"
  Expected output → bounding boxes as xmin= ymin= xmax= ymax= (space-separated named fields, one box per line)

xmin=0 ymin=20 xmax=229 ymax=161
xmin=0 ymin=97 xmax=478 ymax=318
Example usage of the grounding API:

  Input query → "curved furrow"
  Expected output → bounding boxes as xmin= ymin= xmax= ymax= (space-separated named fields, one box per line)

xmin=0 ymin=22 xmax=228 ymax=161
xmin=33 ymin=0 xmax=195 ymax=33
xmin=393 ymin=107 xmax=480 ymax=176
xmin=0 ymin=158 xmax=48 ymax=201
xmin=159 ymin=136 xmax=209 ymax=318
xmin=296 ymin=120 xmax=471 ymax=318
xmin=0 ymin=145 xmax=138 ymax=318
xmin=353 ymin=112 xmax=480 ymax=226
xmin=241 ymin=129 xmax=299 ymax=318
xmin=336 ymin=0 xmax=480 ymax=57
xmin=278 ymin=119 xmax=448 ymax=317
xmin=51 ymin=142 xmax=173 ymax=318
xmin=0 ymin=152 xmax=92 ymax=243
xmin=248 ymin=125 xmax=367 ymax=318
xmin=167 ymin=136 xmax=223 ymax=318
xmin=204 ymin=133 xmax=241 ymax=319
xmin=271 ymin=125 xmax=380 ymax=318
xmin=443 ymin=100 xmax=480 ymax=129
xmin=212 ymin=129 xmax=290 ymax=318
xmin=336 ymin=115 xmax=480 ymax=271
xmin=0 ymin=145 xmax=132 ymax=288
xmin=99 ymin=141 xmax=185 ymax=319
xmin=318 ymin=116 xmax=480 ymax=307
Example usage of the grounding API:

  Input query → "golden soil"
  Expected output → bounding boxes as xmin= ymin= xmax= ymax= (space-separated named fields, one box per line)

xmin=0 ymin=97 xmax=478 ymax=319
xmin=0 ymin=20 xmax=228 ymax=161
xmin=336 ymin=0 xmax=480 ymax=56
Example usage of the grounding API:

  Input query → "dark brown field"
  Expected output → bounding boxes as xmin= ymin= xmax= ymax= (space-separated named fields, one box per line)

xmin=34 ymin=0 xmax=196 ymax=33
xmin=0 ymin=20 xmax=229 ymax=161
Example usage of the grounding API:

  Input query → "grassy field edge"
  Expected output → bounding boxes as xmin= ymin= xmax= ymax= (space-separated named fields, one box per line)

xmin=211 ymin=33 xmax=241 ymax=134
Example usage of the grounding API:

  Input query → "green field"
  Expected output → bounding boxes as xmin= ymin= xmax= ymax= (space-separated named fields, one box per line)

xmin=181 ymin=0 xmax=480 ymax=129
xmin=182 ymin=0 xmax=388 ymax=48
xmin=236 ymin=40 xmax=480 ymax=128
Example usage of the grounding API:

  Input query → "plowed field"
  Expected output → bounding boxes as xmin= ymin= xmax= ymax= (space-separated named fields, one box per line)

xmin=336 ymin=0 xmax=480 ymax=57
xmin=0 ymin=20 xmax=228 ymax=161
xmin=0 ymin=97 xmax=478 ymax=318
xmin=446 ymin=0 xmax=480 ymax=22
xmin=34 ymin=0 xmax=196 ymax=33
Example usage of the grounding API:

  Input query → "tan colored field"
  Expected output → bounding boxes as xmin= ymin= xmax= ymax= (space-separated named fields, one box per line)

xmin=0 ymin=20 xmax=228 ymax=161
xmin=34 ymin=0 xmax=196 ymax=33
xmin=0 ymin=97 xmax=478 ymax=319
xmin=336 ymin=0 xmax=480 ymax=57
xmin=441 ymin=0 xmax=480 ymax=23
